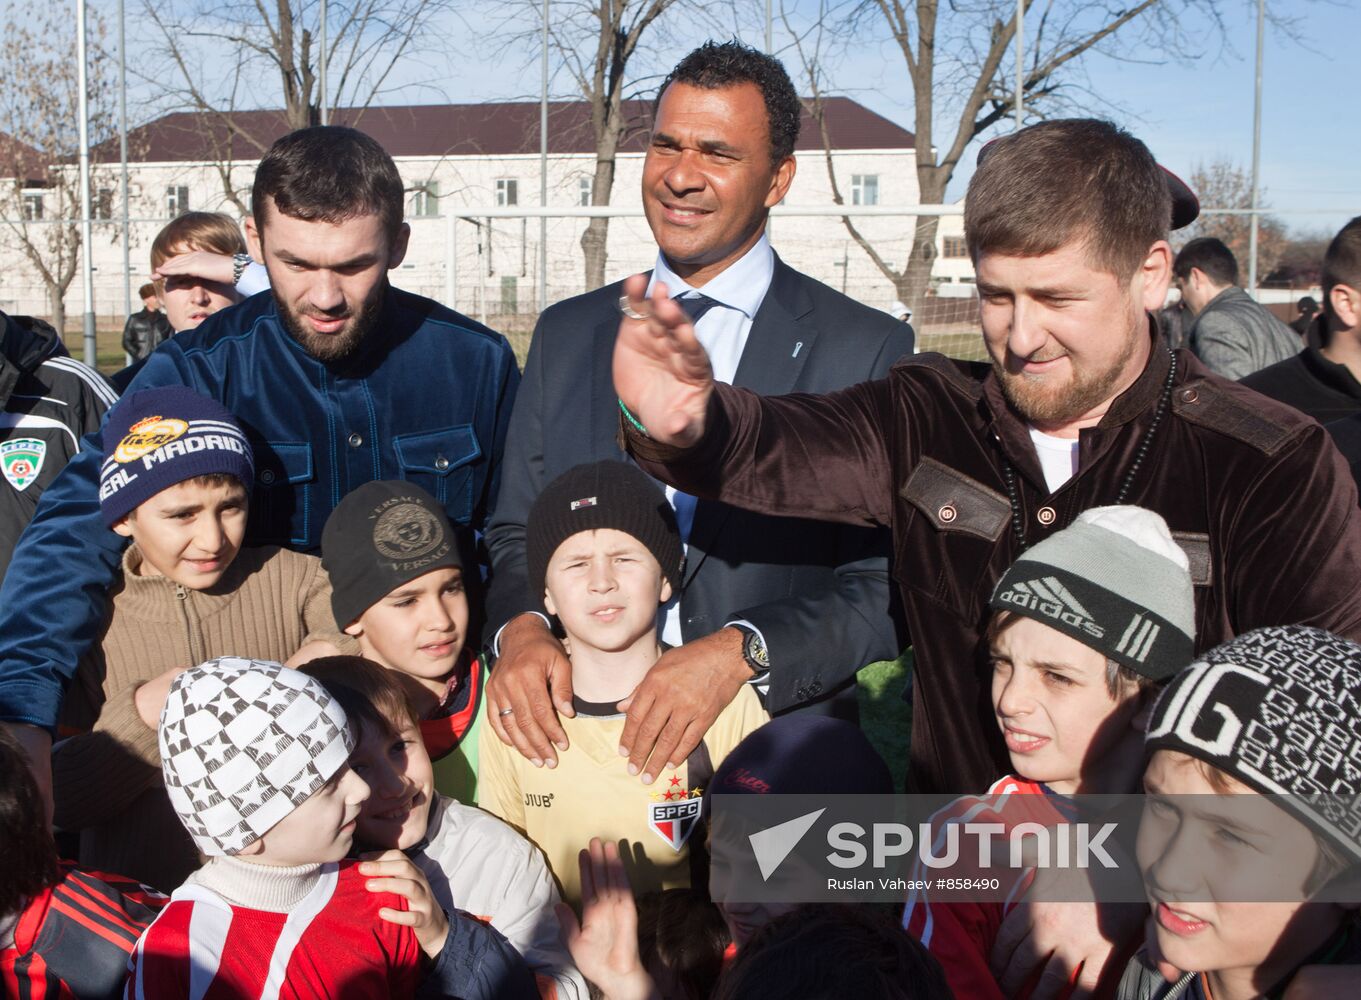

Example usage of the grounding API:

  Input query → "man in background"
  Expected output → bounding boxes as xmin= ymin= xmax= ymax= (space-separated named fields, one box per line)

xmin=1174 ymin=236 xmax=1299 ymax=379
xmin=1243 ymin=218 xmax=1361 ymax=424
xmin=120 ymin=283 xmax=173 ymax=362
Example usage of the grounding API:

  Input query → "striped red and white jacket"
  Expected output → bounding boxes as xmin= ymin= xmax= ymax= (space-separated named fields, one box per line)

xmin=123 ymin=861 xmax=421 ymax=1000
xmin=1 ymin=861 xmax=166 ymax=1000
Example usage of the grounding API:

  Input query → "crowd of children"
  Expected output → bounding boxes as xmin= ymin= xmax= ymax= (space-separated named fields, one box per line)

xmin=3 ymin=354 xmax=1360 ymax=997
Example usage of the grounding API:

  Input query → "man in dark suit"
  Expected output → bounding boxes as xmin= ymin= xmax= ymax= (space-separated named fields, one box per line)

xmin=484 ymin=41 xmax=913 ymax=783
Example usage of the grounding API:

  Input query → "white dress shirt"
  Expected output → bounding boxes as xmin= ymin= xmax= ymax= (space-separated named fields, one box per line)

xmin=646 ymin=235 xmax=775 ymax=647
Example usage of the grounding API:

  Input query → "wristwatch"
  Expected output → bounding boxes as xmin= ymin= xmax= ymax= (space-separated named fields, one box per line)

xmin=231 ymin=252 xmax=253 ymax=286
xmin=733 ymin=624 xmax=770 ymax=677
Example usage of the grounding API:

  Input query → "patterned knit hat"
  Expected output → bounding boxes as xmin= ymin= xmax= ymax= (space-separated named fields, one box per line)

xmin=1145 ymin=626 xmax=1361 ymax=863
xmin=159 ymin=656 xmax=354 ymax=857
xmin=99 ymin=386 xmax=254 ymax=527
xmin=989 ymin=506 xmax=1195 ymax=681
xmin=322 ymin=480 xmax=464 ymax=628
xmin=527 ymin=460 xmax=683 ymax=600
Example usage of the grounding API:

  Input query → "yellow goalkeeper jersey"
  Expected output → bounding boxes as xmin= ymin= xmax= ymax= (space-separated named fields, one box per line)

xmin=477 ymin=684 xmax=768 ymax=903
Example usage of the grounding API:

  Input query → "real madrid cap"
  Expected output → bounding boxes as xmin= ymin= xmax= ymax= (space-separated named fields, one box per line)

xmin=322 ymin=480 xmax=464 ymax=628
xmin=99 ymin=386 xmax=254 ymax=527
xmin=988 ymin=505 xmax=1195 ymax=681
xmin=160 ymin=656 xmax=354 ymax=857
xmin=526 ymin=460 xmax=683 ymax=601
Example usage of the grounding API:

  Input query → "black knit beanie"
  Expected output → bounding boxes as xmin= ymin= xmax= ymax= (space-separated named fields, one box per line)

xmin=322 ymin=480 xmax=464 ymax=628
xmin=526 ymin=461 xmax=683 ymax=603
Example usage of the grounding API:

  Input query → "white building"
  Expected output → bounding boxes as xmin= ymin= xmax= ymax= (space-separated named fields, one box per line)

xmin=0 ymin=99 xmax=974 ymax=344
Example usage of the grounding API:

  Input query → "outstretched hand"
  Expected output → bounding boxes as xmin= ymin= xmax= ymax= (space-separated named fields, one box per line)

xmin=612 ymin=274 xmax=715 ymax=448
xmin=555 ymin=838 xmax=659 ymax=1000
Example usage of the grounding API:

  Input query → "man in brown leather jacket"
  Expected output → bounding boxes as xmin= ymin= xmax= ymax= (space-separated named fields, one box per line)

xmin=614 ymin=117 xmax=1361 ymax=797
xmin=614 ymin=118 xmax=1361 ymax=995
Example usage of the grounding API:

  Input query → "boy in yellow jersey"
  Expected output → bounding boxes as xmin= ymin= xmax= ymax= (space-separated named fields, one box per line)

xmin=479 ymin=461 xmax=768 ymax=902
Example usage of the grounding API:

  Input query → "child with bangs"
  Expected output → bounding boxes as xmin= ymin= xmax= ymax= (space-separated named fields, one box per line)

xmin=303 ymin=654 xmax=588 ymax=1000
xmin=1120 ymin=626 xmax=1361 ymax=1000
xmin=904 ymin=506 xmax=1197 ymax=1000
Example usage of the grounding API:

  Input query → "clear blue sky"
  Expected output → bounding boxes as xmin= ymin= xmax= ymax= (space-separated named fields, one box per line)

xmin=164 ymin=0 xmax=1358 ymax=235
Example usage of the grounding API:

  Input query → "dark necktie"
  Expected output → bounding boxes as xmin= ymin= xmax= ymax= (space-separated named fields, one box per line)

xmin=669 ymin=292 xmax=721 ymax=543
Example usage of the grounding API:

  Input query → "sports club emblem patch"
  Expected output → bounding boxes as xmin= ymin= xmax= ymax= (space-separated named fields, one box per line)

xmin=1 ymin=438 xmax=46 ymax=492
xmin=648 ymin=776 xmax=703 ymax=852
xmin=113 ymin=415 xmax=189 ymax=464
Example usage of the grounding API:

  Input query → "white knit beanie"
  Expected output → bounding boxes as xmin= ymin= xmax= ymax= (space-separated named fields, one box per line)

xmin=159 ymin=656 xmax=354 ymax=856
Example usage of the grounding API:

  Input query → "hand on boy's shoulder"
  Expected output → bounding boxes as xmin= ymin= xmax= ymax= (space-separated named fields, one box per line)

xmin=617 ymin=627 xmax=752 ymax=785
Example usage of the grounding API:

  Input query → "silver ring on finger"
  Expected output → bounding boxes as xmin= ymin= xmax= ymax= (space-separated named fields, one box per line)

xmin=618 ymin=295 xmax=651 ymax=321
xmin=498 ymin=707 xmax=516 ymax=717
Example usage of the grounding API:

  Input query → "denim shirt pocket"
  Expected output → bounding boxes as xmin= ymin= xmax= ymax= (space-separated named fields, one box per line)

xmin=250 ymin=441 xmax=316 ymax=547
xmin=394 ymin=426 xmax=481 ymax=526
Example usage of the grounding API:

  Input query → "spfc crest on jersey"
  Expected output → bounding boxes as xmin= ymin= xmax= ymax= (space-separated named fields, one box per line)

xmin=1 ymin=438 xmax=46 ymax=492
xmin=648 ymin=777 xmax=703 ymax=852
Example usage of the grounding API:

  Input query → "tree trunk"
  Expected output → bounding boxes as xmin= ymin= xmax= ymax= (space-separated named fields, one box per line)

xmin=902 ymin=169 xmax=949 ymax=311
xmin=48 ymin=284 xmax=66 ymax=345
xmin=580 ymin=141 xmax=619 ymax=290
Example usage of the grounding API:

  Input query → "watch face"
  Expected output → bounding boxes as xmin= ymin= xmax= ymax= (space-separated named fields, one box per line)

xmin=745 ymin=630 xmax=770 ymax=670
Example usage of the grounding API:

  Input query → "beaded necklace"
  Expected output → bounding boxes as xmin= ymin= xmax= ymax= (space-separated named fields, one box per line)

xmin=999 ymin=349 xmax=1178 ymax=551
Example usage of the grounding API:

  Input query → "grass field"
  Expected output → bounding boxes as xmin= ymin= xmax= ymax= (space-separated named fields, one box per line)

xmin=857 ymin=649 xmax=913 ymax=791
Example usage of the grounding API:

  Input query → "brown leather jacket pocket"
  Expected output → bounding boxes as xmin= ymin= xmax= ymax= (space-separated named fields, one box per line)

xmin=900 ymin=458 xmax=1011 ymax=543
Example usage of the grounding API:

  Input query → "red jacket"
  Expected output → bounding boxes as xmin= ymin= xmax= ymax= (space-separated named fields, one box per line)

xmin=1 ymin=861 xmax=165 ymax=1000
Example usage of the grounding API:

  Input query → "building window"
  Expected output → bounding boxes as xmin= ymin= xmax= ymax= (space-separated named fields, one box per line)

xmin=578 ymin=176 xmax=592 ymax=207
xmin=409 ymin=181 xmax=439 ymax=217
xmin=93 ymin=188 xmax=114 ymax=220
xmin=500 ymin=275 xmax=518 ymax=313
xmin=495 ymin=178 xmax=518 ymax=207
xmin=166 ymin=185 xmax=189 ymax=217
xmin=851 ymin=174 xmax=878 ymax=206
xmin=21 ymin=192 xmax=43 ymax=221
xmin=942 ymin=236 xmax=968 ymax=259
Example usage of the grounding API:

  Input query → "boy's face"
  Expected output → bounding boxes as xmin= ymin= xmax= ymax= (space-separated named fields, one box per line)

xmin=158 ymin=242 xmax=241 ymax=331
xmin=1137 ymin=751 xmax=1343 ymax=989
xmin=345 ymin=566 xmax=468 ymax=698
xmin=543 ymin=528 xmax=672 ymax=653
xmin=245 ymin=762 xmax=370 ymax=867
xmin=350 ymin=712 xmax=434 ymax=852
xmin=113 ymin=478 xmax=248 ymax=590
xmin=709 ymin=829 xmax=799 ymax=948
xmin=990 ymin=615 xmax=1145 ymax=793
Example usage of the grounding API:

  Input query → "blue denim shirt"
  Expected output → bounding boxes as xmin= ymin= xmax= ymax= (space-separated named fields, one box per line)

xmin=0 ymin=285 xmax=519 ymax=731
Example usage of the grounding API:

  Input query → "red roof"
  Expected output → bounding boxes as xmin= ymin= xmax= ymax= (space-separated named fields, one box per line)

xmin=0 ymin=130 xmax=49 ymax=182
xmin=107 ymin=98 xmax=913 ymax=163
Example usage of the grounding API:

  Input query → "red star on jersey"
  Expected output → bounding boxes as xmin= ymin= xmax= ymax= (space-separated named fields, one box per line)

xmin=669 ymin=776 xmax=683 ymax=787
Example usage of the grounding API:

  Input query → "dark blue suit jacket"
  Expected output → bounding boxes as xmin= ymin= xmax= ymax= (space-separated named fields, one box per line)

xmin=485 ymin=256 xmax=913 ymax=712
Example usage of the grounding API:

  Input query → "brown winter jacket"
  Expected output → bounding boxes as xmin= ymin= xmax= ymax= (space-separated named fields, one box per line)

xmin=626 ymin=325 xmax=1361 ymax=794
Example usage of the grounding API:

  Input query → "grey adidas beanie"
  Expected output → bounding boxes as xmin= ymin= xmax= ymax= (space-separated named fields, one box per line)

xmin=989 ymin=505 xmax=1195 ymax=681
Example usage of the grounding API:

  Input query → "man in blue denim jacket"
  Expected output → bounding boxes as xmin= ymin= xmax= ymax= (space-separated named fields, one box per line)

xmin=0 ymin=126 xmax=518 ymax=813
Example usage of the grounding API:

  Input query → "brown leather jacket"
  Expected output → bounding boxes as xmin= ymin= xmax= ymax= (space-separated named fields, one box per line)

xmin=627 ymin=330 xmax=1361 ymax=794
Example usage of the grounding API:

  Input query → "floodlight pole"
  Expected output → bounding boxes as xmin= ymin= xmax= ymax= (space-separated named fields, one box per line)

xmin=539 ymin=0 xmax=548 ymax=310
xmin=1248 ymin=0 xmax=1264 ymax=295
xmin=319 ymin=0 xmax=329 ymax=125
xmin=765 ymin=0 xmax=772 ymax=52
xmin=1014 ymin=0 xmax=1024 ymax=128
xmin=76 ymin=0 xmax=97 ymax=365
xmin=118 ymin=0 xmax=131 ymax=327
